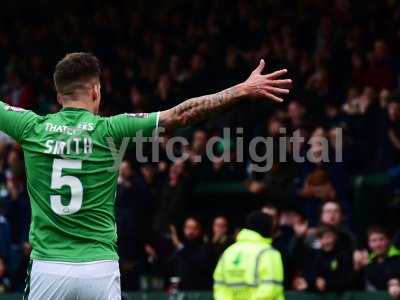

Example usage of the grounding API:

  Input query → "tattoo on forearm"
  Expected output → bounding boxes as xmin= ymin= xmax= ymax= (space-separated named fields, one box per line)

xmin=169 ymin=86 xmax=240 ymax=127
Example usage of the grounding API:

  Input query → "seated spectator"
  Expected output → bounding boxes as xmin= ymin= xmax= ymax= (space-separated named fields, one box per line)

xmin=167 ymin=217 xmax=214 ymax=291
xmin=0 ymin=256 xmax=10 ymax=293
xmin=313 ymin=226 xmax=354 ymax=292
xmin=363 ymin=226 xmax=400 ymax=291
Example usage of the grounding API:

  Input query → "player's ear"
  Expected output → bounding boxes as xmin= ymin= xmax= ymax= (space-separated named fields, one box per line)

xmin=92 ymin=83 xmax=101 ymax=102
xmin=57 ymin=94 xmax=62 ymax=106
xmin=91 ymin=84 xmax=98 ymax=102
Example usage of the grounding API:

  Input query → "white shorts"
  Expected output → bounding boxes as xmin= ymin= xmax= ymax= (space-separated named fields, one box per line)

xmin=24 ymin=260 xmax=121 ymax=300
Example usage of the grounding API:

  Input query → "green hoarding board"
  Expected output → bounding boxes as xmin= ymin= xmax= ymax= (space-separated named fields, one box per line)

xmin=0 ymin=291 xmax=390 ymax=300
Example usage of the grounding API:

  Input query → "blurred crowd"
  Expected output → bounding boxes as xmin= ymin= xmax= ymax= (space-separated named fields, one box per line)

xmin=1 ymin=0 xmax=400 ymax=296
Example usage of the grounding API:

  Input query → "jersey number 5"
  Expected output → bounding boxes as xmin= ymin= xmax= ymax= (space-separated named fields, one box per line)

xmin=50 ymin=159 xmax=83 ymax=215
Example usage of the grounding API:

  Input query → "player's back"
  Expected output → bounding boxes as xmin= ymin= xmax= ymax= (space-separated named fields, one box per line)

xmin=0 ymin=101 xmax=158 ymax=263
xmin=24 ymin=107 xmax=121 ymax=262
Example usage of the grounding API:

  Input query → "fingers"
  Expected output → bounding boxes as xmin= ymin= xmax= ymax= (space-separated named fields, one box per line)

xmin=269 ymin=79 xmax=292 ymax=88
xmin=264 ymin=92 xmax=283 ymax=103
xmin=252 ymin=59 xmax=265 ymax=75
xmin=266 ymin=86 xmax=290 ymax=95
xmin=266 ymin=68 xmax=287 ymax=79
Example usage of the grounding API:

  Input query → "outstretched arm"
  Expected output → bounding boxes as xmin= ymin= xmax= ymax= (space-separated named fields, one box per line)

xmin=159 ymin=59 xmax=291 ymax=131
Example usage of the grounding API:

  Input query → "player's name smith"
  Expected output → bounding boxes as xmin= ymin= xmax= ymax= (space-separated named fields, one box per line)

xmin=44 ymin=138 xmax=93 ymax=155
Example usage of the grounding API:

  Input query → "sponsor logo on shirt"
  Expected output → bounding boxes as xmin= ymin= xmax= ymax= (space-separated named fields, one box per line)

xmin=126 ymin=113 xmax=149 ymax=118
xmin=4 ymin=105 xmax=26 ymax=113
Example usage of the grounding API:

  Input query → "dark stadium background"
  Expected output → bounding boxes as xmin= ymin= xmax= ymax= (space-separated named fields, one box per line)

xmin=0 ymin=0 xmax=400 ymax=299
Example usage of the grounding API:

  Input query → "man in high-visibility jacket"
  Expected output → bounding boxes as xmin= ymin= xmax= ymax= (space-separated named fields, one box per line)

xmin=213 ymin=211 xmax=284 ymax=300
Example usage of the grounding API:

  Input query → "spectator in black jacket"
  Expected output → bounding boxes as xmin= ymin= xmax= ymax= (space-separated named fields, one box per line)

xmin=364 ymin=226 xmax=400 ymax=291
xmin=167 ymin=217 xmax=214 ymax=291
xmin=152 ymin=160 xmax=192 ymax=233
xmin=313 ymin=226 xmax=354 ymax=292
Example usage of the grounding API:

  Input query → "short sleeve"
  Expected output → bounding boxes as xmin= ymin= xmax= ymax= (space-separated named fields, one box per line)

xmin=106 ymin=112 xmax=159 ymax=142
xmin=0 ymin=101 xmax=38 ymax=143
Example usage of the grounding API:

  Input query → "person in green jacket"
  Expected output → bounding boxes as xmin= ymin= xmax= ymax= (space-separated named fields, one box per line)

xmin=214 ymin=211 xmax=284 ymax=300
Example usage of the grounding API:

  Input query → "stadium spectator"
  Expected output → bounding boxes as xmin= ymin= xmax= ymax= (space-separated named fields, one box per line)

xmin=152 ymin=160 xmax=192 ymax=233
xmin=313 ymin=226 xmax=354 ymax=292
xmin=345 ymin=86 xmax=383 ymax=172
xmin=167 ymin=217 xmax=214 ymax=291
xmin=376 ymin=94 xmax=400 ymax=169
xmin=363 ymin=226 xmax=400 ymax=291
xmin=210 ymin=216 xmax=234 ymax=261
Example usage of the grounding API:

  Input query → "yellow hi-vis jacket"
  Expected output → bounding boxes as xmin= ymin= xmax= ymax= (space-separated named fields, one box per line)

xmin=213 ymin=229 xmax=285 ymax=300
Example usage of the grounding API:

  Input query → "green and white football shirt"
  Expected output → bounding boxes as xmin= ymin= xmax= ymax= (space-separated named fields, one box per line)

xmin=0 ymin=100 xmax=158 ymax=262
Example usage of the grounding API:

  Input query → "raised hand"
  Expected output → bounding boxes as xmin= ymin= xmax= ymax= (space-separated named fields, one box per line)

xmin=241 ymin=59 xmax=292 ymax=102
xmin=159 ymin=58 xmax=292 ymax=130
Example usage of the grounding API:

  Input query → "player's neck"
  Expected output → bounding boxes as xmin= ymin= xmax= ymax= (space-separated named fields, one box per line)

xmin=61 ymin=99 xmax=97 ymax=113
